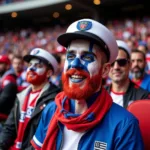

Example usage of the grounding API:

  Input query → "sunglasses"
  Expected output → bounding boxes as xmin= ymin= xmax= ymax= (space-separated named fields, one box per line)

xmin=111 ymin=59 xmax=129 ymax=67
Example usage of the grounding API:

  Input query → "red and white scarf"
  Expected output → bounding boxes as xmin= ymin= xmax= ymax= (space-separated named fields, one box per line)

xmin=10 ymin=89 xmax=41 ymax=150
xmin=32 ymin=87 xmax=112 ymax=150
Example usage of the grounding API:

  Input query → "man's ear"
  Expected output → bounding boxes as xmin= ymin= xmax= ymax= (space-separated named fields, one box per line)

xmin=102 ymin=63 xmax=111 ymax=79
xmin=47 ymin=69 xmax=53 ymax=78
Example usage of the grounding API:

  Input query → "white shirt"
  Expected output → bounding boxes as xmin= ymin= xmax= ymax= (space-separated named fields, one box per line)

xmin=110 ymin=91 xmax=124 ymax=107
xmin=62 ymin=126 xmax=85 ymax=150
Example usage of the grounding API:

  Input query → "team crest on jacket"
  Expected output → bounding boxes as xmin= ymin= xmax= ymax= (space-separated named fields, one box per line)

xmin=94 ymin=141 xmax=107 ymax=150
xmin=77 ymin=21 xmax=92 ymax=31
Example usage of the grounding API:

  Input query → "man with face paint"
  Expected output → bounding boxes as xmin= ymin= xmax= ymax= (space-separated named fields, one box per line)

xmin=130 ymin=50 xmax=150 ymax=92
xmin=31 ymin=19 xmax=144 ymax=150
xmin=0 ymin=48 xmax=60 ymax=150
xmin=106 ymin=40 xmax=150 ymax=108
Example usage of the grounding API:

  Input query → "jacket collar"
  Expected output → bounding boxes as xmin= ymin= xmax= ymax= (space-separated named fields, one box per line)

xmin=106 ymin=80 xmax=132 ymax=94
xmin=17 ymin=82 xmax=50 ymax=112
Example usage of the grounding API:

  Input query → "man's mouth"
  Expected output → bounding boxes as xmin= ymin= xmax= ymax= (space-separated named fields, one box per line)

xmin=113 ymin=71 xmax=122 ymax=75
xmin=132 ymin=69 xmax=140 ymax=72
xmin=27 ymin=72 xmax=36 ymax=78
xmin=70 ymin=74 xmax=86 ymax=83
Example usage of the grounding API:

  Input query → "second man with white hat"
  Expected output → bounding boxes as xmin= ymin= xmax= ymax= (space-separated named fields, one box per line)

xmin=0 ymin=48 xmax=61 ymax=150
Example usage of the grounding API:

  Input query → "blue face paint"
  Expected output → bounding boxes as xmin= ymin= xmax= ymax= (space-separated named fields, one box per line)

xmin=29 ymin=66 xmax=37 ymax=71
xmin=66 ymin=41 xmax=95 ymax=73
xmin=28 ymin=59 xmax=42 ymax=72
xmin=89 ymin=41 xmax=94 ymax=52
xmin=27 ymin=58 xmax=46 ymax=75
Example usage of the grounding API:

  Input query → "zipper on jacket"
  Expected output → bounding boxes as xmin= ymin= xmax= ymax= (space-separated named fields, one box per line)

xmin=57 ymin=123 xmax=89 ymax=150
xmin=14 ymin=102 xmax=18 ymax=134
xmin=77 ymin=130 xmax=90 ymax=150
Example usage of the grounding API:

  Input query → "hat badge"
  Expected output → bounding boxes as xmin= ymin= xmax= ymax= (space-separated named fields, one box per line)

xmin=31 ymin=49 xmax=40 ymax=55
xmin=77 ymin=21 xmax=92 ymax=31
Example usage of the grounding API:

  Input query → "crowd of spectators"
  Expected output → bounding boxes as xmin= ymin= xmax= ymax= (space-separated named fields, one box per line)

xmin=107 ymin=17 xmax=150 ymax=50
xmin=1 ymin=17 xmax=150 ymax=59
xmin=0 ymin=26 xmax=66 ymax=60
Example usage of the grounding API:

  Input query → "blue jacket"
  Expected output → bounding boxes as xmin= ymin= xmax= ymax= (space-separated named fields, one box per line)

xmin=140 ymin=73 xmax=150 ymax=92
xmin=32 ymin=100 xmax=144 ymax=150
xmin=130 ymin=73 xmax=150 ymax=92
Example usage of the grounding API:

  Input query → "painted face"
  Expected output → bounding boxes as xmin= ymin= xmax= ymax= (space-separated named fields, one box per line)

xmin=26 ymin=58 xmax=48 ymax=85
xmin=62 ymin=39 xmax=104 ymax=100
xmin=130 ymin=52 xmax=145 ymax=79
xmin=109 ymin=49 xmax=130 ymax=83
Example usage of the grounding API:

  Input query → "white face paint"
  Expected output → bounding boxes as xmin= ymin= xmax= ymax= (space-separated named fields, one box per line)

xmin=27 ymin=58 xmax=46 ymax=75
xmin=64 ymin=39 xmax=104 ymax=77
xmin=62 ymin=39 xmax=105 ymax=100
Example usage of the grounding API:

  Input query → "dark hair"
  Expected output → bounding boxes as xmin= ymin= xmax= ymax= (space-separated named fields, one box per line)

xmin=41 ymin=59 xmax=54 ymax=72
xmin=52 ymin=54 xmax=61 ymax=64
xmin=131 ymin=49 xmax=146 ymax=60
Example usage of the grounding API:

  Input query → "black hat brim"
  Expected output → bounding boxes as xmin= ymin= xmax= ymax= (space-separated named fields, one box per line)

xmin=57 ymin=31 xmax=110 ymax=61
xmin=23 ymin=55 xmax=49 ymax=66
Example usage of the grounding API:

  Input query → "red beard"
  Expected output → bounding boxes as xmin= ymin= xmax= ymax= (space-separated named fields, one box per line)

xmin=26 ymin=71 xmax=47 ymax=85
xmin=62 ymin=68 xmax=102 ymax=100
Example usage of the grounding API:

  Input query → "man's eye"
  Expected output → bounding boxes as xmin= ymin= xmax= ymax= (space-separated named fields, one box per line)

xmin=36 ymin=64 xmax=43 ymax=68
xmin=83 ymin=56 xmax=93 ymax=61
xmin=138 ymin=60 xmax=142 ymax=63
xmin=67 ymin=55 xmax=75 ymax=60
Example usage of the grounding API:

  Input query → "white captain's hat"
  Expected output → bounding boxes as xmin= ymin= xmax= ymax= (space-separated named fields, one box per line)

xmin=23 ymin=48 xmax=58 ymax=74
xmin=57 ymin=18 xmax=118 ymax=63
xmin=116 ymin=40 xmax=131 ymax=56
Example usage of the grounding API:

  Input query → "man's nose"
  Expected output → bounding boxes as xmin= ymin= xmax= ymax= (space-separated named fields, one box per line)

xmin=29 ymin=66 xmax=36 ymax=71
xmin=71 ymin=58 xmax=84 ymax=69
xmin=132 ymin=61 xmax=138 ymax=67
xmin=113 ymin=61 xmax=120 ymax=69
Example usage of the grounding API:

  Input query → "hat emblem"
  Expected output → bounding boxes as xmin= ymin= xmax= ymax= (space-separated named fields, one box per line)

xmin=77 ymin=21 xmax=92 ymax=31
xmin=31 ymin=49 xmax=40 ymax=55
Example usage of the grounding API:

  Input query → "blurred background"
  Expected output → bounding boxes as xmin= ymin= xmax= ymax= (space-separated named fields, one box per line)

xmin=0 ymin=0 xmax=149 ymax=56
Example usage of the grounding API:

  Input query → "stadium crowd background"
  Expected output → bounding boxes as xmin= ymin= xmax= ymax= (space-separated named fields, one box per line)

xmin=1 ymin=17 xmax=150 ymax=59
xmin=0 ymin=0 xmax=149 ymax=58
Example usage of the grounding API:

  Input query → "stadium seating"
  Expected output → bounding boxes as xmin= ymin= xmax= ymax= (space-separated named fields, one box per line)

xmin=127 ymin=100 xmax=150 ymax=150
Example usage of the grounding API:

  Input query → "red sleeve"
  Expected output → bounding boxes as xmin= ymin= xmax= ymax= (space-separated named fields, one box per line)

xmin=2 ymin=75 xmax=16 ymax=88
